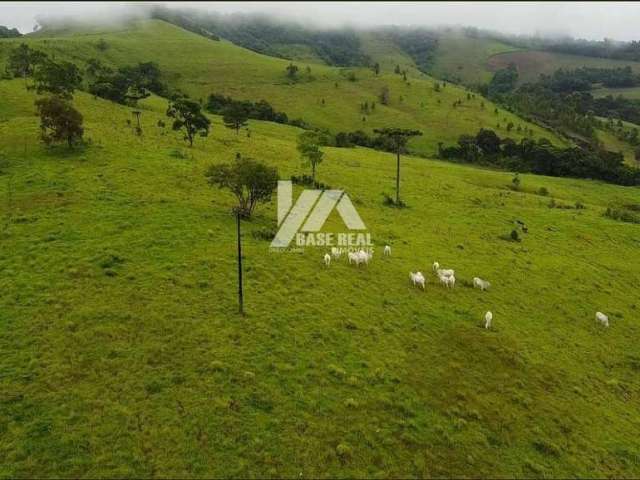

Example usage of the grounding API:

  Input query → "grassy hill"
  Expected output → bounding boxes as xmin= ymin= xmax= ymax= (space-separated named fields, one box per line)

xmin=487 ymin=50 xmax=640 ymax=85
xmin=2 ymin=67 xmax=640 ymax=478
xmin=427 ymin=32 xmax=520 ymax=85
xmin=0 ymin=19 xmax=565 ymax=156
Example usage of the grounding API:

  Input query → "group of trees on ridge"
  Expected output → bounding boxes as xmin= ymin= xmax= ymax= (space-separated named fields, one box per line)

xmin=439 ymin=128 xmax=640 ymax=186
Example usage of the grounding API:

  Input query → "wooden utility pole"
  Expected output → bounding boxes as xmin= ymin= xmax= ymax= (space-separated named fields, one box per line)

xmin=236 ymin=210 xmax=244 ymax=315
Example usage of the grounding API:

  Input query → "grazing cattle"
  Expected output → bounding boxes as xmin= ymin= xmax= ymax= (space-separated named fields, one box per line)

xmin=595 ymin=311 xmax=609 ymax=327
xmin=484 ymin=311 xmax=493 ymax=329
xmin=410 ymin=271 xmax=426 ymax=289
xmin=358 ymin=249 xmax=372 ymax=265
xmin=324 ymin=253 xmax=331 ymax=267
xmin=473 ymin=277 xmax=491 ymax=291
xmin=439 ymin=273 xmax=455 ymax=288
xmin=437 ymin=268 xmax=454 ymax=278
xmin=384 ymin=245 xmax=391 ymax=256
xmin=437 ymin=272 xmax=455 ymax=288
xmin=348 ymin=252 xmax=359 ymax=265
xmin=432 ymin=261 xmax=440 ymax=272
xmin=331 ymin=247 xmax=342 ymax=259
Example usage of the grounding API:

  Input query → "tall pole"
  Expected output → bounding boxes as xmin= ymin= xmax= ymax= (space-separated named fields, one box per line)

xmin=395 ymin=142 xmax=401 ymax=205
xmin=236 ymin=210 xmax=244 ymax=315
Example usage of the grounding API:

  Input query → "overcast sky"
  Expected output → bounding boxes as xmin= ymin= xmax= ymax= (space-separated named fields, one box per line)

xmin=1 ymin=2 xmax=640 ymax=41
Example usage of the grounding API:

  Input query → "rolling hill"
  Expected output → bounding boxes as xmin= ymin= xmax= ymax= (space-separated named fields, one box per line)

xmin=487 ymin=49 xmax=640 ymax=85
xmin=0 ymin=19 xmax=566 ymax=157
xmin=1 ymin=16 xmax=640 ymax=478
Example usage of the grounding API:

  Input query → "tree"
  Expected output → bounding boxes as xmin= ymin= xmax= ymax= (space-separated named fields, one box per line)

xmin=297 ymin=132 xmax=324 ymax=180
xmin=476 ymin=128 xmax=501 ymax=155
xmin=205 ymin=156 xmax=278 ymax=315
xmin=223 ymin=103 xmax=249 ymax=134
xmin=205 ymin=156 xmax=278 ymax=219
xmin=286 ymin=63 xmax=298 ymax=80
xmin=35 ymin=96 xmax=84 ymax=147
xmin=373 ymin=62 xmax=380 ymax=75
xmin=374 ymin=128 xmax=422 ymax=205
xmin=166 ymin=97 xmax=210 ymax=147
xmin=8 ymin=43 xmax=47 ymax=79
xmin=34 ymin=60 xmax=82 ymax=99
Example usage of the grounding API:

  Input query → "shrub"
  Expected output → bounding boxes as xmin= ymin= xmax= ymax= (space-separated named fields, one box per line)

xmin=251 ymin=227 xmax=276 ymax=241
xmin=537 ymin=187 xmax=549 ymax=196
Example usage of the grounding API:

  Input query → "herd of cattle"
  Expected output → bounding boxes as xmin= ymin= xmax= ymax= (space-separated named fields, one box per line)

xmin=322 ymin=245 xmax=610 ymax=329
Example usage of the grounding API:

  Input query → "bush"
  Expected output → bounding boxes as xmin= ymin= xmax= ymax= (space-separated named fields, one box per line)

xmin=290 ymin=174 xmax=331 ymax=190
xmin=537 ymin=187 xmax=549 ymax=196
xmin=251 ymin=227 xmax=276 ymax=241
xmin=604 ymin=207 xmax=640 ymax=224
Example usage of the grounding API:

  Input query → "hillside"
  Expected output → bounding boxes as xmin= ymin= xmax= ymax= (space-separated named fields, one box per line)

xmin=427 ymin=32 xmax=520 ymax=85
xmin=0 ymin=19 xmax=566 ymax=156
xmin=488 ymin=50 xmax=640 ymax=85
xmin=2 ymin=66 xmax=640 ymax=478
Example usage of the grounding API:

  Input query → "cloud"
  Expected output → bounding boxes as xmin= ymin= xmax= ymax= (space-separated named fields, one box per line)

xmin=0 ymin=1 xmax=639 ymax=41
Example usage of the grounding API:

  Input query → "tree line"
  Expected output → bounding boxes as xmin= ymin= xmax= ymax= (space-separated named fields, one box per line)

xmin=439 ymin=128 xmax=640 ymax=186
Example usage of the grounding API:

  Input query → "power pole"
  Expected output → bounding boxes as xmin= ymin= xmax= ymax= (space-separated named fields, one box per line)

xmin=395 ymin=141 xmax=401 ymax=205
xmin=236 ymin=210 xmax=244 ymax=315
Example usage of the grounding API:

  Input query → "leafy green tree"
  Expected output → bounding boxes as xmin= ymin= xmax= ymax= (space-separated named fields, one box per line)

xmin=35 ymin=96 xmax=84 ymax=148
xmin=166 ymin=97 xmax=210 ymax=147
xmin=223 ymin=104 xmax=249 ymax=134
xmin=297 ymin=132 xmax=325 ymax=180
xmin=205 ymin=156 xmax=278 ymax=218
xmin=373 ymin=128 xmax=422 ymax=205
xmin=34 ymin=60 xmax=82 ymax=99
xmin=286 ymin=63 xmax=298 ymax=80
xmin=8 ymin=43 xmax=47 ymax=79
xmin=205 ymin=155 xmax=278 ymax=315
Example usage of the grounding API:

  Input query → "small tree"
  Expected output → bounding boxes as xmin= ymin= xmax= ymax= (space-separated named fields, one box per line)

xmin=297 ymin=132 xmax=324 ymax=180
xmin=205 ymin=156 xmax=278 ymax=315
xmin=166 ymin=97 xmax=210 ymax=147
xmin=205 ymin=156 xmax=278 ymax=219
xmin=35 ymin=96 xmax=84 ymax=148
xmin=34 ymin=60 xmax=82 ymax=99
xmin=373 ymin=62 xmax=380 ymax=75
xmin=286 ymin=63 xmax=298 ymax=80
xmin=8 ymin=43 xmax=47 ymax=79
xmin=223 ymin=103 xmax=249 ymax=135
xmin=512 ymin=173 xmax=521 ymax=190
xmin=374 ymin=128 xmax=422 ymax=206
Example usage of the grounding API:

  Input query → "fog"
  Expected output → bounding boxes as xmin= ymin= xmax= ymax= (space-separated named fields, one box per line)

xmin=1 ymin=1 xmax=640 ymax=41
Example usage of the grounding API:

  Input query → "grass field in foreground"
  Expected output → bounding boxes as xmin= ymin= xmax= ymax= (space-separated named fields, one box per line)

xmin=0 ymin=19 xmax=565 ymax=158
xmin=1 ymin=78 xmax=639 ymax=477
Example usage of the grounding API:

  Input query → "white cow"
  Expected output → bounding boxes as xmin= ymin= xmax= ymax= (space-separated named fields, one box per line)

xmin=324 ymin=253 xmax=331 ymax=267
xmin=357 ymin=249 xmax=372 ymax=265
xmin=437 ymin=268 xmax=455 ymax=278
xmin=595 ymin=311 xmax=609 ymax=327
xmin=410 ymin=271 xmax=426 ymax=289
xmin=348 ymin=251 xmax=359 ymax=265
xmin=473 ymin=277 xmax=491 ymax=291
xmin=384 ymin=245 xmax=391 ymax=256
xmin=331 ymin=247 xmax=342 ymax=259
xmin=484 ymin=311 xmax=493 ymax=329
xmin=438 ymin=273 xmax=455 ymax=288
xmin=432 ymin=261 xmax=440 ymax=272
